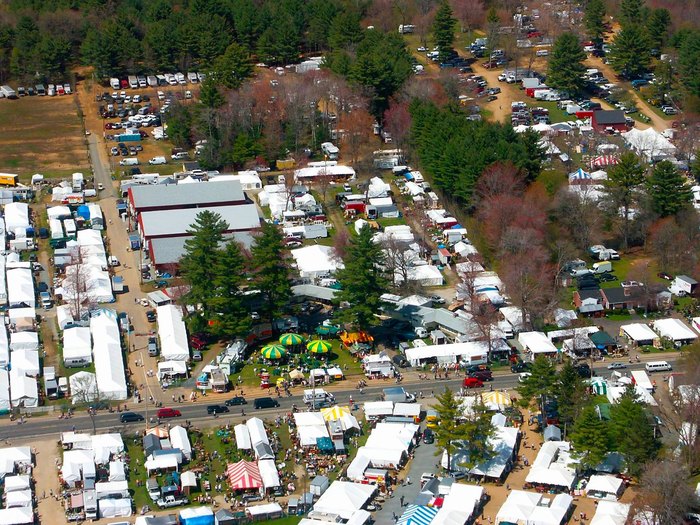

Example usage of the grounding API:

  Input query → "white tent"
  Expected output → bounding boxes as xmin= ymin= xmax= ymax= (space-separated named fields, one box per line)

xmin=496 ymin=491 xmax=572 ymax=525
xmin=234 ymin=424 xmax=252 ymax=450
xmin=405 ymin=342 xmax=488 ymax=367
xmin=3 ymin=203 xmax=29 ymax=232
xmin=157 ymin=360 xmax=187 ymax=380
xmin=363 ymin=401 xmax=394 ymax=418
xmin=63 ymin=327 xmax=93 ymax=367
xmin=246 ymin=418 xmax=269 ymax=446
xmin=0 ymin=448 xmax=31 ymax=477
xmin=373 ymin=225 xmax=415 ymax=244
xmin=0 ymin=507 xmax=33 ymax=525
xmin=6 ymin=268 xmax=34 ymax=308
xmin=258 ymin=459 xmax=280 ymax=489
xmin=90 ymin=310 xmax=127 ymax=400
xmin=293 ymin=412 xmax=330 ymax=447
xmin=69 ymin=371 xmax=98 ymax=404
xmin=109 ymin=461 xmax=126 ymax=482
xmin=591 ymin=501 xmax=630 ymax=525
xmin=291 ymin=245 xmax=344 ymax=279
xmin=98 ymin=498 xmax=132 ymax=518
xmin=432 ymin=484 xmax=484 ymax=525
xmin=9 ymin=370 xmax=37 ymax=408
xmin=313 ymin=481 xmax=376 ymax=520
xmin=525 ymin=441 xmax=577 ymax=489
xmin=652 ymin=318 xmax=697 ymax=344
xmin=0 ymin=370 xmax=10 ymax=413
xmin=56 ymin=305 xmax=75 ymax=330
xmin=157 ymin=305 xmax=190 ymax=361
xmin=5 ymin=489 xmax=32 ymax=508
xmin=586 ymin=475 xmax=624 ymax=500
xmin=396 ymin=265 xmax=444 ymax=287
xmin=354 ymin=446 xmax=404 ymax=469
xmin=620 ymin=323 xmax=658 ymax=345
xmin=4 ymin=475 xmax=30 ymax=493
xmin=47 ymin=205 xmax=71 ymax=220
xmin=95 ymin=480 xmax=130 ymax=500
xmin=9 ymin=332 xmax=38 ymax=352
xmin=145 ymin=454 xmax=180 ymax=473
xmin=445 ymin=426 xmax=519 ymax=479
xmin=62 ymin=449 xmax=96 ymax=486
xmin=10 ymin=349 xmax=39 ymax=376
xmin=169 ymin=426 xmax=192 ymax=461
xmin=622 ymin=128 xmax=676 ymax=162
xmin=92 ymin=434 xmax=125 ymax=465
xmin=367 ymin=177 xmax=391 ymax=198
xmin=518 ymin=331 xmax=559 ymax=358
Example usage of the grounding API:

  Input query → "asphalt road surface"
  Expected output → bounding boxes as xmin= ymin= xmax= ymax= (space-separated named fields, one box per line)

xmin=1 ymin=359 xmax=671 ymax=442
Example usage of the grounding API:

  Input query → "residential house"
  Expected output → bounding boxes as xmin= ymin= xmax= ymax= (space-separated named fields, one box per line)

xmin=601 ymin=286 xmax=645 ymax=310
xmin=573 ymin=289 xmax=604 ymax=315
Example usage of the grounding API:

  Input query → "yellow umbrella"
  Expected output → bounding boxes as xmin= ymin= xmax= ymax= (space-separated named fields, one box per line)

xmin=321 ymin=405 xmax=351 ymax=421
xmin=307 ymin=340 xmax=332 ymax=354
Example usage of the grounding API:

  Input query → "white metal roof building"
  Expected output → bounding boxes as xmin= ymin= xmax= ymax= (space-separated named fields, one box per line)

xmin=129 ymin=180 xmax=246 ymax=212
xmin=651 ymin=318 xmax=697 ymax=344
xmin=90 ymin=310 xmax=127 ymax=400
xmin=63 ymin=327 xmax=93 ymax=367
xmin=620 ymin=323 xmax=658 ymax=345
xmin=157 ymin=305 xmax=190 ymax=362
xmin=139 ymin=204 xmax=260 ymax=238
xmin=518 ymin=331 xmax=559 ymax=359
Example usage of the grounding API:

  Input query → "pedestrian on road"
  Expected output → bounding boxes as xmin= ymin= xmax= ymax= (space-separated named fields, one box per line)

xmin=400 ymin=495 xmax=404 ymax=507
xmin=393 ymin=513 xmax=397 ymax=522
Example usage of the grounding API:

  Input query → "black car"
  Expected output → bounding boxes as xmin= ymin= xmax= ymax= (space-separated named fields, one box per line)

xmin=392 ymin=355 xmax=410 ymax=368
xmin=511 ymin=361 xmax=533 ymax=373
xmin=225 ymin=396 xmax=247 ymax=407
xmin=146 ymin=310 xmax=156 ymax=322
xmin=36 ymin=282 xmax=49 ymax=293
xmin=120 ymin=412 xmax=144 ymax=423
xmin=207 ymin=405 xmax=229 ymax=415
xmin=254 ymin=397 xmax=280 ymax=410
xmin=576 ymin=364 xmax=594 ymax=378
xmin=423 ymin=428 xmax=435 ymax=444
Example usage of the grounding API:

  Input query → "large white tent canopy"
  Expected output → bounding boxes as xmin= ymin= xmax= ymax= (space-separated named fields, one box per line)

xmin=652 ymin=318 xmax=697 ymax=343
xmin=157 ymin=305 xmax=190 ymax=361
xmin=7 ymin=268 xmax=34 ymax=308
xmin=90 ymin=310 xmax=127 ymax=400
xmin=62 ymin=327 xmax=93 ymax=365
xmin=313 ymin=481 xmax=376 ymax=520
xmin=291 ymin=245 xmax=344 ymax=279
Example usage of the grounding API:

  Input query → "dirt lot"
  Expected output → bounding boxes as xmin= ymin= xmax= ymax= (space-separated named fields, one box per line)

xmin=76 ymin=76 xmax=200 ymax=180
xmin=0 ymin=94 xmax=90 ymax=181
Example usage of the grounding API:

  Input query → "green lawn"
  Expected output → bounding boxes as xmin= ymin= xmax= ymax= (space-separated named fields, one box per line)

xmin=536 ymin=168 xmax=566 ymax=196
xmin=526 ymin=100 xmax=569 ymax=124
xmin=377 ymin=217 xmax=406 ymax=228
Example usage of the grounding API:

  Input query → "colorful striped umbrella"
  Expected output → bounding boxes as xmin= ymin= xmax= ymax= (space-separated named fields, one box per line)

xmin=307 ymin=339 xmax=332 ymax=354
xmin=261 ymin=344 xmax=287 ymax=359
xmin=279 ymin=333 xmax=304 ymax=346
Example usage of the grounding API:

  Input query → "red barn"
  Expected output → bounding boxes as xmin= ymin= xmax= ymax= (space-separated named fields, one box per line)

xmin=591 ymin=110 xmax=627 ymax=133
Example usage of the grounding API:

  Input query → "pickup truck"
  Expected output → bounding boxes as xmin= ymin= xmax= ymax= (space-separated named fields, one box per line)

xmin=156 ymin=495 xmax=188 ymax=508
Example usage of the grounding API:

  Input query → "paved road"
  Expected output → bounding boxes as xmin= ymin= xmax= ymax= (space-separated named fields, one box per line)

xmin=87 ymin=133 xmax=116 ymax=198
xmin=0 ymin=359 xmax=671 ymax=441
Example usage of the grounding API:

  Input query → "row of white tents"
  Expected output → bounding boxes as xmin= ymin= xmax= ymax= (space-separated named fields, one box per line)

xmin=233 ymin=418 xmax=280 ymax=490
xmin=0 ymin=445 xmax=34 ymax=524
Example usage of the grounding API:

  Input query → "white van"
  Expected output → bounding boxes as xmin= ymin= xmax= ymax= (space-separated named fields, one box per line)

xmin=303 ymin=389 xmax=335 ymax=406
xmin=110 ymin=78 xmax=120 ymax=89
xmin=149 ymin=156 xmax=167 ymax=165
xmin=119 ymin=158 xmax=139 ymax=166
xmin=592 ymin=261 xmax=612 ymax=274
xmin=645 ymin=361 xmax=672 ymax=372
xmin=535 ymin=49 xmax=549 ymax=57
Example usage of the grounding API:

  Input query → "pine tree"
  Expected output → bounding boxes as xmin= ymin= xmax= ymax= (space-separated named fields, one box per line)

xmin=604 ymin=152 xmax=646 ymax=247
xmin=609 ymin=25 xmax=651 ymax=78
xmin=584 ymin=0 xmax=606 ymax=40
xmin=334 ymin=225 xmax=389 ymax=330
xmin=609 ymin=386 xmax=659 ymax=476
xmin=250 ymin=222 xmax=292 ymax=326
xmin=199 ymin=78 xmax=224 ymax=108
xmin=647 ymin=160 xmax=693 ymax=217
xmin=619 ymin=0 xmax=645 ymax=28
xmin=433 ymin=388 xmax=465 ymax=472
xmin=645 ymin=8 xmax=671 ymax=50
xmin=209 ymin=241 xmax=251 ymax=339
xmin=547 ymin=32 xmax=588 ymax=95
xmin=459 ymin=398 xmax=497 ymax=469
xmin=210 ymin=42 xmax=252 ymax=89
xmin=432 ymin=0 xmax=457 ymax=62
xmin=554 ymin=361 xmax=589 ymax=429
xmin=516 ymin=356 xmax=557 ymax=409
xmin=678 ymin=30 xmax=700 ymax=100
xmin=570 ymin=405 xmax=611 ymax=468
xmin=179 ymin=211 xmax=228 ymax=326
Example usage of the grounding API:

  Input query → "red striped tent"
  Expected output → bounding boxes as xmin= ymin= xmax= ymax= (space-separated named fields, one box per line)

xmin=226 ymin=461 xmax=263 ymax=490
xmin=589 ymin=155 xmax=619 ymax=168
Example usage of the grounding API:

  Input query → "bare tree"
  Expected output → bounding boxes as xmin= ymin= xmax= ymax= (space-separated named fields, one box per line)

xmin=554 ymin=186 xmax=603 ymax=252
xmin=313 ymin=169 xmax=333 ymax=205
xmin=61 ymin=249 xmax=96 ymax=319
xmin=382 ymin=237 xmax=419 ymax=293
xmin=451 ymin=0 xmax=485 ymax=35
xmin=632 ymin=460 xmax=697 ymax=525
xmin=475 ymin=161 xmax=525 ymax=201
xmin=70 ymin=373 xmax=99 ymax=405
xmin=341 ymin=107 xmax=374 ymax=166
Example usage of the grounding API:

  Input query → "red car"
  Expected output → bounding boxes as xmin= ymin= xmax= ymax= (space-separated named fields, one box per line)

xmin=156 ymin=408 xmax=181 ymax=419
xmin=189 ymin=334 xmax=207 ymax=350
xmin=463 ymin=377 xmax=484 ymax=389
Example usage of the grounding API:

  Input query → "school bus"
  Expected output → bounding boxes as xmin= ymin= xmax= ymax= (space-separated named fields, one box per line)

xmin=0 ymin=173 xmax=18 ymax=187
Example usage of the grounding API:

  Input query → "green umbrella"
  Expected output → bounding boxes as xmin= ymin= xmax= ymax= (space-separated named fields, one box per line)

xmin=279 ymin=333 xmax=304 ymax=346
xmin=261 ymin=344 xmax=287 ymax=359
xmin=307 ymin=339 xmax=332 ymax=354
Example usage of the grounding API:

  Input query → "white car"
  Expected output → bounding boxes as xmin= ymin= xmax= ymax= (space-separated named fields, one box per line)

xmin=518 ymin=372 xmax=532 ymax=383
xmin=498 ymin=73 xmax=507 ymax=82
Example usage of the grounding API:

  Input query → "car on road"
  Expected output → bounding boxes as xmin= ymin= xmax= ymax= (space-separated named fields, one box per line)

xmin=463 ymin=377 xmax=484 ymax=389
xmin=422 ymin=428 xmax=434 ymax=444
xmin=157 ymin=408 xmax=182 ymax=419
xmin=430 ymin=295 xmax=446 ymax=305
xmin=254 ymin=397 xmax=280 ymax=410
xmin=576 ymin=364 xmax=593 ymax=378
xmin=120 ymin=412 xmax=144 ymax=423
xmin=468 ymin=369 xmax=493 ymax=381
xmin=607 ymin=362 xmax=627 ymax=370
xmin=207 ymin=405 xmax=229 ymax=415
xmin=225 ymin=396 xmax=247 ymax=407
xmin=518 ymin=372 xmax=532 ymax=383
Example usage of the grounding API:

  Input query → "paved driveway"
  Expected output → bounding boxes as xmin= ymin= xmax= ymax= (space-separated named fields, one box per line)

xmin=373 ymin=436 xmax=437 ymax=525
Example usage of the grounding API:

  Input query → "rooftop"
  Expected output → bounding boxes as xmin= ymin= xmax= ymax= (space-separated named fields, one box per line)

xmin=130 ymin=180 xmax=245 ymax=210
xmin=140 ymin=204 xmax=260 ymax=238
xmin=593 ymin=110 xmax=626 ymax=125
xmin=149 ymin=232 xmax=255 ymax=266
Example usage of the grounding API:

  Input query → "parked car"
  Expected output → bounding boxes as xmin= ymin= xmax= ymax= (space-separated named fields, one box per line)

xmin=430 ymin=295 xmax=446 ymax=304
xmin=207 ymin=405 xmax=229 ymax=415
xmin=189 ymin=334 xmax=207 ymax=350
xmin=422 ymin=428 xmax=435 ymax=444
xmin=657 ymin=272 xmax=673 ymax=281
xmin=120 ymin=412 xmax=144 ymax=423
xmin=157 ymin=408 xmax=182 ymax=419
xmin=225 ymin=396 xmax=247 ymax=407
xmin=468 ymin=369 xmax=493 ymax=381
xmin=254 ymin=397 xmax=280 ymax=409
xmin=392 ymin=355 xmax=410 ymax=368
xmin=146 ymin=310 xmax=157 ymax=322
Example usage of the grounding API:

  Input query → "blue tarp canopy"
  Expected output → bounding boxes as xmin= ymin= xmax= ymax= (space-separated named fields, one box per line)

xmin=316 ymin=437 xmax=334 ymax=452
xmin=397 ymin=505 xmax=439 ymax=525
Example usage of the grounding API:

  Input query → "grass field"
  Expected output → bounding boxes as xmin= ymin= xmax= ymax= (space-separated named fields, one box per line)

xmin=0 ymin=96 xmax=89 ymax=181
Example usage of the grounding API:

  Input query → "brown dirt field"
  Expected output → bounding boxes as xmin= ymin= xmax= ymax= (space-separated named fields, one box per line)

xmin=0 ymin=94 xmax=89 ymax=180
